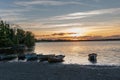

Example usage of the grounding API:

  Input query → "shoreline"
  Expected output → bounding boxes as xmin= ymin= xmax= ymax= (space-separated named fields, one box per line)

xmin=36 ymin=39 xmax=120 ymax=42
xmin=0 ymin=62 xmax=120 ymax=80
xmin=1 ymin=61 xmax=120 ymax=67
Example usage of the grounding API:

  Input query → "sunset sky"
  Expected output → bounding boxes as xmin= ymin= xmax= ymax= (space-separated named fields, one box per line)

xmin=0 ymin=0 xmax=120 ymax=40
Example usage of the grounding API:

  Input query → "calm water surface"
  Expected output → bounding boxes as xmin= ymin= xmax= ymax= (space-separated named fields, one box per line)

xmin=35 ymin=41 xmax=120 ymax=65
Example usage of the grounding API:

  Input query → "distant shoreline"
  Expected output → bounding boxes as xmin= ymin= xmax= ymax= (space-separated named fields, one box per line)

xmin=36 ymin=39 xmax=120 ymax=42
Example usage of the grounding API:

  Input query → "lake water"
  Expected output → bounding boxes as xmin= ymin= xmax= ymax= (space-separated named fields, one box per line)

xmin=35 ymin=41 xmax=120 ymax=65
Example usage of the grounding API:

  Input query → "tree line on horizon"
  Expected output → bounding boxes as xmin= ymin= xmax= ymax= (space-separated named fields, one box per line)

xmin=0 ymin=20 xmax=35 ymax=48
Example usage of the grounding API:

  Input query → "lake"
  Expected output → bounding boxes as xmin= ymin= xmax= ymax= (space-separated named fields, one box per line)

xmin=35 ymin=41 xmax=120 ymax=65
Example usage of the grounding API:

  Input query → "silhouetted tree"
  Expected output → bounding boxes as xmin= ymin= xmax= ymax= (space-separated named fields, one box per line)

xmin=0 ymin=20 xmax=13 ymax=47
xmin=0 ymin=20 xmax=35 ymax=48
xmin=24 ymin=31 xmax=35 ymax=47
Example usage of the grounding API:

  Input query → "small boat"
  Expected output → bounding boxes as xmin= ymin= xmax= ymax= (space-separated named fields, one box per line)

xmin=0 ymin=55 xmax=17 ymax=61
xmin=25 ymin=53 xmax=38 ymax=61
xmin=88 ymin=53 xmax=97 ymax=63
xmin=18 ymin=54 xmax=26 ymax=60
xmin=38 ymin=54 xmax=55 ymax=62
xmin=48 ymin=55 xmax=65 ymax=63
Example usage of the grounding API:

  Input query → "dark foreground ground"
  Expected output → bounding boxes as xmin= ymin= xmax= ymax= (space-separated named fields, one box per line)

xmin=0 ymin=62 xmax=120 ymax=80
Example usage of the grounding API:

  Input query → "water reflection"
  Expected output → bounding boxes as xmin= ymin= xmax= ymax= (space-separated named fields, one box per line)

xmin=35 ymin=41 xmax=120 ymax=65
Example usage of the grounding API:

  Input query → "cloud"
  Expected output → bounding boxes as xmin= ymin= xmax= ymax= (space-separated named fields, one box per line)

xmin=93 ymin=0 xmax=100 ymax=2
xmin=0 ymin=9 xmax=26 ymax=17
xmin=49 ymin=8 xmax=120 ymax=20
xmin=35 ymin=32 xmax=77 ymax=38
xmin=0 ymin=13 xmax=20 ymax=17
xmin=15 ymin=0 xmax=84 ymax=6
xmin=52 ymin=32 xmax=76 ymax=36
xmin=1 ymin=17 xmax=27 ymax=22
xmin=0 ymin=9 xmax=28 ymax=13
xmin=16 ymin=19 xmax=120 ymax=31
xmin=106 ymin=35 xmax=120 ymax=39
xmin=0 ymin=8 xmax=31 ymax=22
xmin=16 ymin=22 xmax=83 ymax=30
xmin=0 ymin=9 xmax=23 ymax=20
xmin=47 ymin=23 xmax=83 ymax=28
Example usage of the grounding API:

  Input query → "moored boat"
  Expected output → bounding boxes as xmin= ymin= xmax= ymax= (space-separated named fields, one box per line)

xmin=48 ymin=55 xmax=65 ymax=63
xmin=0 ymin=55 xmax=17 ymax=61
xmin=38 ymin=54 xmax=55 ymax=62
xmin=88 ymin=53 xmax=97 ymax=63
xmin=18 ymin=54 xmax=26 ymax=60
xmin=25 ymin=53 xmax=38 ymax=61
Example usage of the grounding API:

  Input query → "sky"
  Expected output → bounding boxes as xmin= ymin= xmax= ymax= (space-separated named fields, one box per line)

xmin=0 ymin=0 xmax=120 ymax=40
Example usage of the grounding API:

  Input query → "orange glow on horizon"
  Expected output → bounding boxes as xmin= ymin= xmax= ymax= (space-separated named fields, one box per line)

xmin=32 ymin=26 xmax=120 ymax=40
